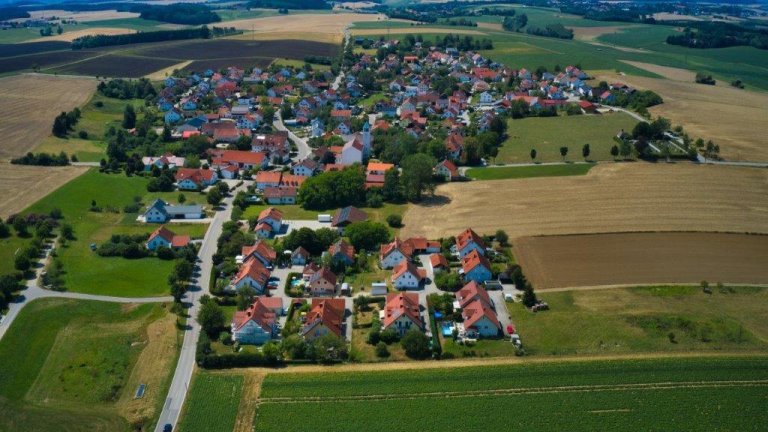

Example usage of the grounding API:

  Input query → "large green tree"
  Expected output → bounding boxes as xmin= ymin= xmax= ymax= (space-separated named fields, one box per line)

xmin=400 ymin=153 xmax=436 ymax=201
xmin=344 ymin=221 xmax=391 ymax=252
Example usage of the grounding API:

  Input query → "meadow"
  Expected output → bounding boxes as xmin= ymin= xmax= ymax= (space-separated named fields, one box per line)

xmin=466 ymin=163 xmax=594 ymax=180
xmin=507 ymin=285 xmax=768 ymax=357
xmin=21 ymin=169 xmax=209 ymax=297
xmin=0 ymin=298 xmax=178 ymax=432
xmin=178 ymin=373 xmax=243 ymax=432
xmin=252 ymin=357 xmax=768 ymax=431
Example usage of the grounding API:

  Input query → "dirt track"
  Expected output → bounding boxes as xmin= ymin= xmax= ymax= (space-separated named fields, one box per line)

xmin=515 ymin=232 xmax=768 ymax=290
xmin=401 ymin=163 xmax=768 ymax=240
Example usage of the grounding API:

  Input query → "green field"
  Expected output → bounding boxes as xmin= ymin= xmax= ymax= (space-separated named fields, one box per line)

xmin=242 ymin=202 xmax=407 ymax=228
xmin=178 ymin=373 xmax=243 ymax=432
xmin=508 ymin=286 xmax=768 ymax=357
xmin=0 ymin=298 xmax=174 ymax=432
xmin=0 ymin=235 xmax=34 ymax=275
xmin=20 ymin=169 xmax=208 ymax=297
xmin=253 ymin=357 xmax=768 ymax=431
xmin=34 ymin=94 xmax=145 ymax=162
xmin=499 ymin=112 xmax=638 ymax=163
xmin=466 ymin=163 xmax=594 ymax=180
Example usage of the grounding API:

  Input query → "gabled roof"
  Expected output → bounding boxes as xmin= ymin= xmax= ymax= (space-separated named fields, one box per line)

xmin=429 ymin=253 xmax=448 ymax=269
xmin=258 ymin=207 xmax=283 ymax=222
xmin=382 ymin=292 xmax=423 ymax=330
xmin=303 ymin=298 xmax=345 ymax=338
xmin=232 ymin=296 xmax=280 ymax=332
xmin=462 ymin=299 xmax=500 ymax=332
xmin=255 ymin=171 xmax=282 ymax=184
xmin=175 ymin=168 xmax=215 ymax=185
xmin=403 ymin=236 xmax=438 ymax=252
xmin=461 ymin=249 xmax=492 ymax=275
xmin=391 ymin=260 xmax=425 ymax=282
xmin=292 ymin=246 xmax=310 ymax=258
xmin=456 ymin=281 xmax=492 ymax=309
xmin=367 ymin=162 xmax=394 ymax=173
xmin=332 ymin=206 xmax=367 ymax=227
xmin=456 ymin=228 xmax=485 ymax=252
xmin=148 ymin=225 xmax=175 ymax=243
xmin=328 ymin=239 xmax=355 ymax=261
xmin=213 ymin=150 xmax=266 ymax=165
xmin=380 ymin=238 xmax=413 ymax=260
xmin=309 ymin=267 xmax=337 ymax=286
xmin=241 ymin=240 xmax=277 ymax=263
xmin=233 ymin=258 xmax=270 ymax=287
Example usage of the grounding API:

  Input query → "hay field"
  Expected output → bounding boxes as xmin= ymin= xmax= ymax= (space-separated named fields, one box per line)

xmin=224 ymin=13 xmax=384 ymax=42
xmin=0 ymin=74 xmax=96 ymax=159
xmin=400 ymin=163 xmax=768 ymax=240
xmin=572 ymin=25 xmax=636 ymax=41
xmin=22 ymin=27 xmax=135 ymax=43
xmin=23 ymin=9 xmax=139 ymax=22
xmin=515 ymin=233 xmax=768 ymax=290
xmin=0 ymin=163 xmax=87 ymax=219
xmin=594 ymin=67 xmax=768 ymax=161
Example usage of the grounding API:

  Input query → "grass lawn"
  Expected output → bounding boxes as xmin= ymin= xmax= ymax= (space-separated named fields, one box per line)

xmin=498 ymin=112 xmax=638 ymax=163
xmin=507 ymin=286 xmax=768 ymax=356
xmin=178 ymin=373 xmax=243 ymax=432
xmin=0 ymin=235 xmax=33 ymax=275
xmin=241 ymin=203 xmax=407 ymax=231
xmin=342 ymin=256 xmax=390 ymax=294
xmin=33 ymin=93 xmax=145 ymax=162
xmin=357 ymin=91 xmax=387 ymax=109
xmin=0 ymin=298 xmax=178 ymax=432
xmin=466 ymin=163 xmax=594 ymax=180
xmin=441 ymin=335 xmax=518 ymax=358
xmin=254 ymin=357 xmax=768 ymax=431
xmin=22 ymin=169 xmax=209 ymax=297
xmin=271 ymin=58 xmax=331 ymax=72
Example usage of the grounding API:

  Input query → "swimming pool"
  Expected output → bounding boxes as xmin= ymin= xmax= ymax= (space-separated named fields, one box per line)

xmin=441 ymin=322 xmax=454 ymax=337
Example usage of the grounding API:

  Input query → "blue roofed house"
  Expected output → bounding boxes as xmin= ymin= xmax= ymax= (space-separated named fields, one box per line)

xmin=164 ymin=109 xmax=182 ymax=124
xmin=164 ymin=77 xmax=176 ymax=88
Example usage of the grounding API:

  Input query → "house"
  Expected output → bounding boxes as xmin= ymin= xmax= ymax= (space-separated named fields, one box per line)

xmin=143 ymin=199 xmax=204 ymax=223
xmin=256 ymin=207 xmax=283 ymax=233
xmin=460 ymin=249 xmax=493 ymax=284
xmin=253 ymin=222 xmax=274 ymax=239
xmin=231 ymin=258 xmax=271 ymax=293
xmin=461 ymin=298 xmax=501 ymax=338
xmin=455 ymin=281 xmax=493 ymax=310
xmin=145 ymin=226 xmax=190 ymax=250
xmin=209 ymin=150 xmax=268 ymax=171
xmin=455 ymin=228 xmax=486 ymax=258
xmin=231 ymin=297 xmax=283 ymax=345
xmin=429 ymin=253 xmax=449 ymax=273
xmin=175 ymin=168 xmax=218 ymax=190
xmin=331 ymin=206 xmax=367 ymax=233
xmin=263 ymin=187 xmax=297 ymax=205
xmin=381 ymin=292 xmax=423 ymax=336
xmin=142 ymin=153 xmax=185 ymax=171
xmin=302 ymin=298 xmax=346 ymax=341
xmin=255 ymin=171 xmax=282 ymax=190
xmin=327 ymin=239 xmax=355 ymax=266
xmin=478 ymin=91 xmax=494 ymax=104
xmin=302 ymin=262 xmax=321 ymax=281
xmin=291 ymin=247 xmax=310 ymax=265
xmin=391 ymin=260 xmax=426 ymax=290
xmin=445 ymin=133 xmax=464 ymax=160
xmin=307 ymin=267 xmax=337 ymax=296
xmin=578 ymin=100 xmax=597 ymax=114
xmin=292 ymin=159 xmax=318 ymax=177
xmin=435 ymin=160 xmax=459 ymax=181
xmin=340 ymin=137 xmax=364 ymax=165
xmin=379 ymin=238 xmax=412 ymax=269
xmin=241 ymin=240 xmax=276 ymax=267
xmin=403 ymin=237 xmax=441 ymax=254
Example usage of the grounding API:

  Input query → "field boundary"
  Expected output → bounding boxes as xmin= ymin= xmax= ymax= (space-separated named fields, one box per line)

xmin=522 ymin=230 xmax=768 ymax=239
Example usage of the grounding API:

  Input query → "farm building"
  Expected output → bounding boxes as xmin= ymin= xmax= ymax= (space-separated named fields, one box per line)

xmin=143 ymin=199 xmax=204 ymax=223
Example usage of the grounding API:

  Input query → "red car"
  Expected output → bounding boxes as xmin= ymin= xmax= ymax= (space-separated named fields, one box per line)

xmin=506 ymin=325 xmax=515 ymax=335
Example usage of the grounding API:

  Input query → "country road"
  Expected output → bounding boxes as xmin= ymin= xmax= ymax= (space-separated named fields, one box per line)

xmin=154 ymin=184 xmax=242 ymax=432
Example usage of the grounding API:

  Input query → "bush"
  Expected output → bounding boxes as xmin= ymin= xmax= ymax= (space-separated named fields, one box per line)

xmin=78 ymin=130 xmax=88 ymax=139
xmin=379 ymin=327 xmax=399 ymax=344
xmin=156 ymin=246 xmax=176 ymax=260
xmin=401 ymin=329 xmax=431 ymax=359
xmin=386 ymin=214 xmax=402 ymax=228
xmin=375 ymin=341 xmax=390 ymax=357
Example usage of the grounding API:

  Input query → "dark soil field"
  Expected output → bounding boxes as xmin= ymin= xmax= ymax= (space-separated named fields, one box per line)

xmin=0 ymin=41 xmax=71 ymax=58
xmin=514 ymin=232 xmax=768 ymax=290
xmin=0 ymin=50 xmax=96 ymax=74
xmin=49 ymin=54 xmax=180 ymax=78
xmin=134 ymin=39 xmax=339 ymax=61
xmin=181 ymin=57 xmax=274 ymax=74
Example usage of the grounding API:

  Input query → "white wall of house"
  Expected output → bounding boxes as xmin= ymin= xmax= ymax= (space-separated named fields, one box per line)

xmin=393 ymin=272 xmax=420 ymax=289
xmin=380 ymin=250 xmax=406 ymax=269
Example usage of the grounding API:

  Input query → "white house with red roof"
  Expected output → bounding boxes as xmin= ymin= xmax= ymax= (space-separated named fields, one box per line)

xmin=391 ymin=260 xmax=426 ymax=290
xmin=379 ymin=238 xmax=412 ymax=269
xmin=435 ymin=160 xmax=459 ymax=181
xmin=455 ymin=228 xmax=486 ymax=258
xmin=307 ymin=267 xmax=337 ymax=296
xmin=302 ymin=298 xmax=346 ymax=341
xmin=175 ymin=168 xmax=218 ymax=190
xmin=340 ymin=136 xmax=364 ymax=165
xmin=429 ymin=253 xmax=449 ymax=273
xmin=255 ymin=171 xmax=282 ymax=190
xmin=381 ymin=292 xmax=424 ymax=336
xmin=231 ymin=259 xmax=271 ymax=293
xmin=146 ymin=226 xmax=190 ymax=251
xmin=231 ymin=296 xmax=283 ymax=345
xmin=455 ymin=281 xmax=501 ymax=338
xmin=241 ymin=240 xmax=276 ymax=267
xmin=142 ymin=153 xmax=185 ymax=171
xmin=256 ymin=207 xmax=283 ymax=233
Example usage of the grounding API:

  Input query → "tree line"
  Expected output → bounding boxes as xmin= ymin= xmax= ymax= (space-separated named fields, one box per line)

xmin=11 ymin=152 xmax=70 ymax=166
xmin=138 ymin=4 xmax=221 ymax=25
xmin=98 ymin=78 xmax=157 ymax=100
xmin=51 ymin=108 xmax=81 ymax=137
xmin=666 ymin=23 xmax=768 ymax=50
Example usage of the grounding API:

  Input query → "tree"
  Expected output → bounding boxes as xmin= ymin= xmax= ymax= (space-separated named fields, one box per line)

xmin=174 ymin=259 xmax=193 ymax=281
xmin=60 ymin=223 xmax=74 ymax=240
xmin=381 ymin=168 xmax=404 ymax=202
xmin=207 ymin=188 xmax=223 ymax=206
xmin=15 ymin=254 xmax=31 ymax=272
xmin=522 ymin=284 xmax=538 ymax=308
xmin=495 ymin=230 xmax=509 ymax=246
xmin=262 ymin=341 xmax=282 ymax=363
xmin=178 ymin=193 xmax=186 ymax=204
xmin=170 ymin=282 xmax=186 ymax=302
xmin=375 ymin=341 xmax=390 ymax=357
xmin=122 ymin=104 xmax=136 ymax=129
xmin=308 ymin=333 xmax=348 ymax=362
xmin=198 ymin=296 xmax=225 ymax=338
xmin=400 ymin=153 xmax=437 ymax=201
xmin=582 ymin=143 xmax=591 ymax=161
xmin=12 ymin=217 xmax=28 ymax=237
xmin=236 ymin=286 xmax=257 ymax=310
xmin=610 ymin=144 xmax=619 ymax=160
xmin=559 ymin=146 xmax=569 ymax=161
xmin=386 ymin=214 xmax=402 ymax=228
xmin=0 ymin=221 xmax=10 ymax=238
xmin=344 ymin=221 xmax=390 ymax=252
xmin=56 ymin=25 xmax=63 ymax=35
xmin=401 ymin=329 xmax=431 ymax=359
xmin=530 ymin=148 xmax=537 ymax=162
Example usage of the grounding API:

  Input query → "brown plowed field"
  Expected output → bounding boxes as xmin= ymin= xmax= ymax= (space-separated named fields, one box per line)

xmin=0 ymin=74 xmax=96 ymax=159
xmin=400 ymin=163 xmax=768 ymax=239
xmin=514 ymin=232 xmax=768 ymax=290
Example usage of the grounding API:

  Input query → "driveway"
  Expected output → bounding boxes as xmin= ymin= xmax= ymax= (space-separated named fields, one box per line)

xmin=268 ymin=264 xmax=305 ymax=327
xmin=488 ymin=290 xmax=515 ymax=336
xmin=278 ymin=219 xmax=330 ymax=237
xmin=273 ymin=111 xmax=311 ymax=160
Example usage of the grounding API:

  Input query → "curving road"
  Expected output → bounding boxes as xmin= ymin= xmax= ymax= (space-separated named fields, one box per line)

xmin=273 ymin=111 xmax=311 ymax=160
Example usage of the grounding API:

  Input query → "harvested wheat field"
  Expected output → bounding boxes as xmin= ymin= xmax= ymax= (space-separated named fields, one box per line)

xmin=594 ymin=67 xmax=768 ymax=161
xmin=0 ymin=163 xmax=87 ymax=219
xmin=573 ymin=25 xmax=637 ymax=41
xmin=0 ymin=74 xmax=96 ymax=159
xmin=23 ymin=27 xmax=135 ymax=43
xmin=224 ymin=13 xmax=385 ymax=42
xmin=515 ymin=232 xmax=768 ymax=290
xmin=400 ymin=164 xmax=768 ymax=240
xmin=22 ymin=9 xmax=139 ymax=22
xmin=352 ymin=27 xmax=488 ymax=36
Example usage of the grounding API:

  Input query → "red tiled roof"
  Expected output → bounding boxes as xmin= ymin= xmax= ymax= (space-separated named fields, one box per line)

xmin=461 ymin=249 xmax=492 ymax=275
xmin=456 ymin=281 xmax=492 ymax=309
xmin=258 ymin=207 xmax=283 ymax=222
xmin=380 ymin=238 xmax=413 ymax=260
xmin=391 ymin=260 xmax=423 ymax=282
xmin=171 ymin=235 xmax=190 ymax=248
xmin=367 ymin=162 xmax=394 ymax=173
xmin=175 ymin=168 xmax=215 ymax=185
xmin=241 ymin=240 xmax=277 ymax=263
xmin=462 ymin=299 xmax=500 ymax=332
xmin=279 ymin=174 xmax=306 ymax=188
xmin=304 ymin=298 xmax=345 ymax=338
xmin=148 ymin=226 xmax=175 ymax=243
xmin=233 ymin=296 xmax=280 ymax=332
xmin=255 ymin=171 xmax=282 ymax=185
xmin=429 ymin=253 xmax=448 ymax=269
xmin=233 ymin=258 xmax=270 ymax=287
xmin=263 ymin=186 xmax=297 ymax=199
xmin=382 ymin=292 xmax=422 ymax=330
xmin=456 ymin=228 xmax=485 ymax=252
xmin=328 ymin=239 xmax=355 ymax=260
xmin=214 ymin=150 xmax=266 ymax=166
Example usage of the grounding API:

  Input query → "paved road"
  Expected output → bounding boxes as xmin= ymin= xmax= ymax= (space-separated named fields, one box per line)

xmin=154 ymin=185 xmax=242 ymax=432
xmin=273 ymin=111 xmax=311 ymax=160
xmin=0 ymin=242 xmax=172 ymax=342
